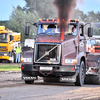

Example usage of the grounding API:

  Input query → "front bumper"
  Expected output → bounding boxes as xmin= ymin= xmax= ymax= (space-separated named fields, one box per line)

xmin=0 ymin=52 xmax=11 ymax=60
xmin=21 ymin=64 xmax=79 ymax=77
xmin=0 ymin=55 xmax=10 ymax=60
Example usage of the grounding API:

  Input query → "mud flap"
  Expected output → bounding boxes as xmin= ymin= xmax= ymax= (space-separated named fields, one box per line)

xmin=60 ymin=74 xmax=77 ymax=83
xmin=22 ymin=73 xmax=38 ymax=81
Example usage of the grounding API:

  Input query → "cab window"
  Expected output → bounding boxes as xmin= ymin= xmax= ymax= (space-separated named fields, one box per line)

xmin=9 ymin=33 xmax=12 ymax=41
xmin=79 ymin=25 xmax=84 ymax=36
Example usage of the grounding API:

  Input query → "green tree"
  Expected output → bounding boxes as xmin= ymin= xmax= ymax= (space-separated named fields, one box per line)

xmin=0 ymin=21 xmax=9 ymax=28
xmin=9 ymin=6 xmax=39 ymax=42
xmin=8 ymin=0 xmax=57 ymax=42
xmin=24 ymin=0 xmax=56 ymax=18
xmin=92 ymin=25 xmax=100 ymax=35
xmin=96 ymin=11 xmax=100 ymax=22
xmin=72 ymin=9 xmax=100 ymax=23
xmin=72 ymin=8 xmax=87 ymax=22
xmin=87 ymin=11 xmax=98 ymax=23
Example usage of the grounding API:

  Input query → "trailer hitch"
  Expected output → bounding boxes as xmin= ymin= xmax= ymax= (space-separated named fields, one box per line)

xmin=36 ymin=67 xmax=57 ymax=76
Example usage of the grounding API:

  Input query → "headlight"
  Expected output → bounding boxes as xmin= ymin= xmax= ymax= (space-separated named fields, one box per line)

xmin=65 ymin=59 xmax=77 ymax=64
xmin=4 ymin=53 xmax=7 ymax=56
xmin=22 ymin=58 xmax=32 ymax=62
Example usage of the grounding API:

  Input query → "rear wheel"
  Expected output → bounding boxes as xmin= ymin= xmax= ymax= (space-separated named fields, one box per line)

xmin=75 ymin=61 xmax=86 ymax=86
xmin=25 ymin=80 xmax=34 ymax=84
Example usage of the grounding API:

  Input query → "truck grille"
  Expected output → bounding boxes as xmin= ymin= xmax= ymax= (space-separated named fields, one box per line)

xmin=34 ymin=43 xmax=61 ymax=64
xmin=0 ymin=46 xmax=6 ymax=51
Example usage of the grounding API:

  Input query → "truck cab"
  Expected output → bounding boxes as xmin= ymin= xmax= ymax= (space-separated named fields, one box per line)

xmin=0 ymin=26 xmax=21 ymax=63
xmin=21 ymin=19 xmax=94 ymax=86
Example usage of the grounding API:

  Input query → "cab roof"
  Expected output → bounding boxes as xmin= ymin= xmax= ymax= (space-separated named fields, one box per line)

xmin=38 ymin=19 xmax=80 ymax=25
xmin=0 ymin=26 xmax=13 ymax=33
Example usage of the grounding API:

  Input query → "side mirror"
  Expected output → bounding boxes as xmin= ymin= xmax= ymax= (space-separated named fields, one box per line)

xmin=25 ymin=26 xmax=30 ymax=35
xmin=33 ymin=23 xmax=37 ymax=27
xmin=88 ymin=27 xmax=93 ymax=37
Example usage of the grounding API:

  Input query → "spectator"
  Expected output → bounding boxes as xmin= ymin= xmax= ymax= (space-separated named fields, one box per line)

xmin=72 ymin=26 xmax=77 ymax=36
xmin=72 ymin=26 xmax=76 ymax=33
xmin=15 ymin=43 xmax=21 ymax=63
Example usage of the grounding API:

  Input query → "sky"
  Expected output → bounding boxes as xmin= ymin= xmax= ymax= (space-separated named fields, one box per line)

xmin=0 ymin=0 xmax=26 ymax=21
xmin=0 ymin=0 xmax=100 ymax=21
xmin=77 ymin=0 xmax=100 ymax=13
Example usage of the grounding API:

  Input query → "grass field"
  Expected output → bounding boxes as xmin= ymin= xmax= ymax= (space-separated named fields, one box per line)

xmin=0 ymin=65 xmax=21 ymax=71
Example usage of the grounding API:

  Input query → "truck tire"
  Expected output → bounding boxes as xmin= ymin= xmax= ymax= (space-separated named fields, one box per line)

xmin=25 ymin=80 xmax=34 ymax=84
xmin=43 ymin=77 xmax=60 ymax=83
xmin=85 ymin=66 xmax=100 ymax=84
xmin=75 ymin=61 xmax=86 ymax=86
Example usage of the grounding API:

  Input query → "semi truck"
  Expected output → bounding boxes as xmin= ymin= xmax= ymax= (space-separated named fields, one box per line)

xmin=21 ymin=19 xmax=100 ymax=86
xmin=0 ymin=26 xmax=21 ymax=62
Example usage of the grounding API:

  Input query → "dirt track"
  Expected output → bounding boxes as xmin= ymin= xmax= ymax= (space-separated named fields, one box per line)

xmin=0 ymin=72 xmax=100 ymax=100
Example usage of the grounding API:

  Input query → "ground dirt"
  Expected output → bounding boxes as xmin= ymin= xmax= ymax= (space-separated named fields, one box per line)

xmin=0 ymin=71 xmax=100 ymax=100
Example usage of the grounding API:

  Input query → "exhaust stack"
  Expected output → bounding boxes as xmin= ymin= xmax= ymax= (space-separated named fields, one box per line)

xmin=60 ymin=24 xmax=65 ymax=41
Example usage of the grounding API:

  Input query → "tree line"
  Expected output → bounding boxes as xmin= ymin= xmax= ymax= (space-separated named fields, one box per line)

xmin=0 ymin=0 xmax=100 ymax=42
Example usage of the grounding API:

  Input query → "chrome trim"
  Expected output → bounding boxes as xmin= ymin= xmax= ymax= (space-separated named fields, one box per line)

xmin=34 ymin=43 xmax=61 ymax=64
xmin=36 ymin=45 xmax=58 ymax=62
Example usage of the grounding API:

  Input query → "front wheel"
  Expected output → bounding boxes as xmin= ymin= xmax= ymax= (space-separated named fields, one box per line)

xmin=75 ymin=61 xmax=86 ymax=86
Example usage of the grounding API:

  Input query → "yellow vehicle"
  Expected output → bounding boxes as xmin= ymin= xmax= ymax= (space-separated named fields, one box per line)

xmin=0 ymin=26 xmax=21 ymax=62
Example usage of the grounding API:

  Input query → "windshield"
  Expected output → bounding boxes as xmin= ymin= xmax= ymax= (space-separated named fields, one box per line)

xmin=38 ymin=24 xmax=78 ymax=36
xmin=0 ymin=33 xmax=8 ymax=43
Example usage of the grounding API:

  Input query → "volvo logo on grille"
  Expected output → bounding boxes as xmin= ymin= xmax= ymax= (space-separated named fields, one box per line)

xmin=45 ymin=51 xmax=49 ymax=55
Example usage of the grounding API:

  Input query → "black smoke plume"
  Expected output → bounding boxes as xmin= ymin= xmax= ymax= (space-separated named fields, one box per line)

xmin=54 ymin=0 xmax=77 ymax=40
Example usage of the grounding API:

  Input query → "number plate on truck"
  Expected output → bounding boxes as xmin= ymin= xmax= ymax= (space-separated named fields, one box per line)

xmin=40 ymin=67 xmax=52 ymax=71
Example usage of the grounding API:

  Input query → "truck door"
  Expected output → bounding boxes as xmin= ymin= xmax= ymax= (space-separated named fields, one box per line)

xmin=79 ymin=24 xmax=86 ymax=53
xmin=9 ymin=33 xmax=14 ymax=51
